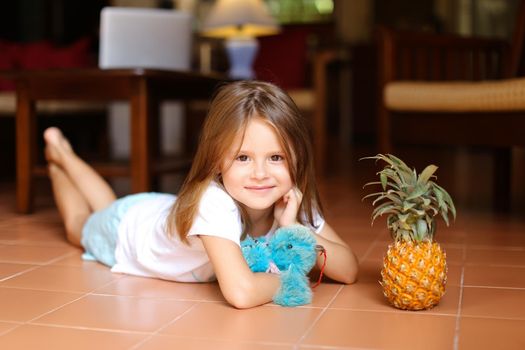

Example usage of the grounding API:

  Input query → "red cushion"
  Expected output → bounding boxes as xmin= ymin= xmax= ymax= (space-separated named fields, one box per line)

xmin=18 ymin=37 xmax=93 ymax=69
xmin=0 ymin=40 xmax=19 ymax=90
xmin=0 ymin=37 xmax=93 ymax=91
xmin=17 ymin=41 xmax=55 ymax=69
xmin=50 ymin=37 xmax=93 ymax=68
xmin=254 ymin=23 xmax=335 ymax=90
xmin=254 ymin=29 xmax=309 ymax=89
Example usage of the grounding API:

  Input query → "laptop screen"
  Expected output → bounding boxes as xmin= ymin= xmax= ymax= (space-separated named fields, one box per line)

xmin=99 ymin=7 xmax=193 ymax=71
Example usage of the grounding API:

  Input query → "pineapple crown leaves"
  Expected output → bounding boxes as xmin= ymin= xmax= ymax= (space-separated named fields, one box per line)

xmin=361 ymin=154 xmax=456 ymax=241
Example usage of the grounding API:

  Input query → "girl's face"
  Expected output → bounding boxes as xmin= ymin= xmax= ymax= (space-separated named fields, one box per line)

xmin=220 ymin=117 xmax=293 ymax=216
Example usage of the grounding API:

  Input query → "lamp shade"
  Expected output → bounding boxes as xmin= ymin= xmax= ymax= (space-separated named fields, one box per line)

xmin=201 ymin=0 xmax=279 ymax=38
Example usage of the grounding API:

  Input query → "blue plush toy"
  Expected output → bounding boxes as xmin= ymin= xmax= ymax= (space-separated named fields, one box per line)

xmin=241 ymin=225 xmax=319 ymax=307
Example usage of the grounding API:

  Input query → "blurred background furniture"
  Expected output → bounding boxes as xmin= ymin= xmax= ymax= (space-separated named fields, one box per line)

xmin=0 ymin=1 xmax=107 ymax=184
xmin=376 ymin=0 xmax=525 ymax=212
xmin=201 ymin=0 xmax=279 ymax=80
xmin=99 ymin=7 xmax=194 ymax=174
xmin=253 ymin=21 xmax=350 ymax=175
xmin=13 ymin=68 xmax=225 ymax=213
xmin=6 ymin=5 xmax=226 ymax=214
xmin=3 ymin=0 xmax=524 ymax=212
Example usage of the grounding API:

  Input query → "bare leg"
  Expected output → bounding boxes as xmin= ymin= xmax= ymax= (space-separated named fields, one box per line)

xmin=44 ymin=127 xmax=116 ymax=211
xmin=48 ymin=163 xmax=89 ymax=247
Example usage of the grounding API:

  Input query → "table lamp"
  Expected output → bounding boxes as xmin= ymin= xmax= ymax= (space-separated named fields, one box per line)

xmin=201 ymin=0 xmax=280 ymax=79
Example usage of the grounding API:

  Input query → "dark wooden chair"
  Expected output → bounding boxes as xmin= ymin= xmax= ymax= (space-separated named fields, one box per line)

xmin=376 ymin=1 xmax=525 ymax=211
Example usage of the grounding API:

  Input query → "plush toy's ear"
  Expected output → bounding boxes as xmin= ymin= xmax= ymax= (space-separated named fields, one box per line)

xmin=269 ymin=225 xmax=317 ymax=274
xmin=241 ymin=236 xmax=271 ymax=273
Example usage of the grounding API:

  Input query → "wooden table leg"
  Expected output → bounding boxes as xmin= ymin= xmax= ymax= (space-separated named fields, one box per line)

xmin=493 ymin=147 xmax=511 ymax=212
xmin=312 ymin=51 xmax=338 ymax=176
xmin=15 ymin=83 xmax=36 ymax=213
xmin=130 ymin=77 xmax=152 ymax=193
xmin=149 ymin=97 xmax=161 ymax=191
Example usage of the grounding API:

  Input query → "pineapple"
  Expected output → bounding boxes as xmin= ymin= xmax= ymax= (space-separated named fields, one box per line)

xmin=363 ymin=154 xmax=456 ymax=310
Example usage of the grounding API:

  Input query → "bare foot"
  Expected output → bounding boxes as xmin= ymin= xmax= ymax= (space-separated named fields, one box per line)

xmin=44 ymin=127 xmax=74 ymax=165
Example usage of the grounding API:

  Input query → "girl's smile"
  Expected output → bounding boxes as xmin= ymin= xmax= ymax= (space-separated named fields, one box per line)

xmin=245 ymin=185 xmax=276 ymax=191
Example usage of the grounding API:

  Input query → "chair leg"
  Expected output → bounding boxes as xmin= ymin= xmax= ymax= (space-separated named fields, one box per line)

xmin=129 ymin=78 xmax=152 ymax=193
xmin=493 ymin=148 xmax=512 ymax=212
xmin=16 ymin=85 xmax=36 ymax=213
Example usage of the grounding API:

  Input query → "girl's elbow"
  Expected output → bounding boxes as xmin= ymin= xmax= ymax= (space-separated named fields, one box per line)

xmin=342 ymin=270 xmax=358 ymax=284
xmin=341 ymin=254 xmax=359 ymax=284
xmin=344 ymin=263 xmax=359 ymax=284
xmin=334 ymin=263 xmax=359 ymax=284
xmin=226 ymin=291 xmax=253 ymax=309
xmin=222 ymin=279 xmax=256 ymax=309
xmin=228 ymin=296 xmax=253 ymax=309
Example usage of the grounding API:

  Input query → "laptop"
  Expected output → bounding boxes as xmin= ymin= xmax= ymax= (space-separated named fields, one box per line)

xmin=99 ymin=7 xmax=193 ymax=71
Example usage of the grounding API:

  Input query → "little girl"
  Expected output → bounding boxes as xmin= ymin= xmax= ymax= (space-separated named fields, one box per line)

xmin=44 ymin=80 xmax=358 ymax=309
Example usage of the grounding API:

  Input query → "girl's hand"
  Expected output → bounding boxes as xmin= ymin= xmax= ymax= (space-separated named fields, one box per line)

xmin=273 ymin=187 xmax=303 ymax=227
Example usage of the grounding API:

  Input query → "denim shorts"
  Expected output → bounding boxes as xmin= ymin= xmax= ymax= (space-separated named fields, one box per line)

xmin=81 ymin=192 xmax=161 ymax=267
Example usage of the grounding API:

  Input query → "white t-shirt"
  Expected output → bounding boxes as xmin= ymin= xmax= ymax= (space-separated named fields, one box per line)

xmin=111 ymin=182 xmax=325 ymax=282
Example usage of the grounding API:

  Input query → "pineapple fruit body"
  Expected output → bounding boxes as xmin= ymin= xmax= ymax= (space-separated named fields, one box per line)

xmin=363 ymin=154 xmax=456 ymax=311
xmin=381 ymin=241 xmax=447 ymax=310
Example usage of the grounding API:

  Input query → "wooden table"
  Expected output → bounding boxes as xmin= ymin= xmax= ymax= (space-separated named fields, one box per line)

xmin=10 ymin=68 xmax=226 ymax=213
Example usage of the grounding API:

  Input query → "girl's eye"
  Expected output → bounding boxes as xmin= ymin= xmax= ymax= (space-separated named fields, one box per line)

xmin=270 ymin=154 xmax=284 ymax=162
xmin=236 ymin=155 xmax=248 ymax=162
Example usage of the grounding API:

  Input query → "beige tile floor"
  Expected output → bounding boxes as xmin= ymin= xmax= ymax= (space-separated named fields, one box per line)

xmin=0 ymin=150 xmax=524 ymax=349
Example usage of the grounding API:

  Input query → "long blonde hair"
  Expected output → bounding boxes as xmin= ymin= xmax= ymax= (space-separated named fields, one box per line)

xmin=167 ymin=80 xmax=323 ymax=242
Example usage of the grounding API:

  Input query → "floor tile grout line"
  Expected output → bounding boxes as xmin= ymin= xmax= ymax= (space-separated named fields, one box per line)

xmin=357 ymin=229 xmax=384 ymax=262
xmin=299 ymin=345 xmax=370 ymax=350
xmin=0 ymin=321 xmax=24 ymax=338
xmin=86 ymin=274 xmax=126 ymax=295
xmin=127 ymin=302 xmax=201 ymax=350
xmin=462 ymin=285 xmax=525 ymax=290
xmin=324 ymin=285 xmax=345 ymax=310
xmin=2 ymin=263 xmax=126 ymax=334
xmin=27 ymin=321 xmax=154 ymax=335
xmin=0 ymin=240 xmax=75 ymax=248
xmin=30 ymin=250 xmax=79 ymax=266
xmin=464 ymin=245 xmax=525 ymax=251
xmin=0 ymin=285 xmax=105 ymax=294
xmin=0 ymin=259 xmax=47 ymax=266
xmin=311 ymin=306 xmax=458 ymax=317
xmin=0 ymin=250 xmax=79 ymax=282
xmin=0 ymin=247 xmax=75 ymax=267
xmin=457 ymin=314 xmax=525 ymax=321
xmin=1 ymin=279 xmax=322 ymax=306
xmin=85 ymin=276 xmax=230 ymax=304
xmin=7 ymin=280 xmax=494 ymax=318
xmin=296 ymin=284 xmax=345 ymax=347
xmin=452 ymin=246 xmax=466 ymax=350
xmin=463 ymin=263 xmax=525 ymax=268
xmin=128 ymin=332 xmax=297 ymax=349
xmin=465 ymin=245 xmax=525 ymax=250
xmin=0 ymin=291 xmax=95 ymax=339
xmin=0 ymin=254 xmax=122 ymax=294
xmin=25 ymin=292 xmax=90 ymax=325
xmin=0 ymin=265 xmax=43 ymax=282
xmin=89 ymin=292 xmax=228 ymax=304
xmin=43 ymin=250 xmax=81 ymax=264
